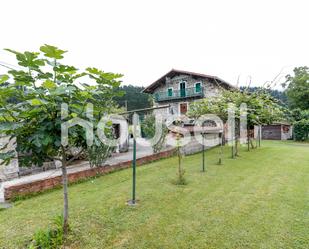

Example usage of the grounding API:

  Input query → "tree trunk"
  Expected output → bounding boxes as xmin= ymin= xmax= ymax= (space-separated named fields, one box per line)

xmin=61 ymin=158 xmax=69 ymax=237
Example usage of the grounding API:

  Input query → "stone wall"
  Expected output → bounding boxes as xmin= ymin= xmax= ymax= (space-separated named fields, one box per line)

xmin=181 ymin=134 xmax=220 ymax=155
xmin=155 ymin=74 xmax=220 ymax=98
xmin=0 ymin=136 xmax=19 ymax=181
xmin=281 ymin=125 xmax=293 ymax=140
xmin=4 ymin=148 xmax=176 ymax=201
xmin=153 ymin=74 xmax=222 ymax=119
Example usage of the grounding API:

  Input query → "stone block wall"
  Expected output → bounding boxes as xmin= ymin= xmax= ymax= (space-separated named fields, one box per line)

xmin=153 ymin=74 xmax=222 ymax=119
xmin=181 ymin=134 xmax=220 ymax=155
xmin=0 ymin=136 xmax=19 ymax=181
xmin=155 ymin=74 xmax=220 ymax=98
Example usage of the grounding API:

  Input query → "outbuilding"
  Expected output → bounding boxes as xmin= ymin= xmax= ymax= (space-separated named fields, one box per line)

xmin=262 ymin=122 xmax=293 ymax=140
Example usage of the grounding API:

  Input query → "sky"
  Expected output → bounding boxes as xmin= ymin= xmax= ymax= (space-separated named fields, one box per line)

xmin=0 ymin=0 xmax=308 ymax=89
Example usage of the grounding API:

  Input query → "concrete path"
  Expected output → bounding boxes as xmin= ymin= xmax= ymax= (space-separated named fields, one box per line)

xmin=0 ymin=141 xmax=155 ymax=202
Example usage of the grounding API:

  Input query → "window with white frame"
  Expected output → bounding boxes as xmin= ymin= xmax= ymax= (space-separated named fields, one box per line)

xmin=167 ymin=87 xmax=173 ymax=97
xmin=195 ymin=82 xmax=201 ymax=93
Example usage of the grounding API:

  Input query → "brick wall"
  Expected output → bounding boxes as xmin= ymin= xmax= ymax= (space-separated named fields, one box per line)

xmin=4 ymin=149 xmax=176 ymax=201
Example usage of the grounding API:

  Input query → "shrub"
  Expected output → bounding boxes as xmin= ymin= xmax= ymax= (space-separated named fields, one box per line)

xmin=293 ymin=119 xmax=309 ymax=141
xmin=87 ymin=143 xmax=113 ymax=167
xmin=28 ymin=215 xmax=66 ymax=249
xmin=141 ymin=114 xmax=168 ymax=153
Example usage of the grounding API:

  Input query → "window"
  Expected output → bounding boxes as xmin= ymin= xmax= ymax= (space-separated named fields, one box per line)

xmin=195 ymin=82 xmax=201 ymax=93
xmin=168 ymin=88 xmax=173 ymax=97
xmin=179 ymin=81 xmax=186 ymax=97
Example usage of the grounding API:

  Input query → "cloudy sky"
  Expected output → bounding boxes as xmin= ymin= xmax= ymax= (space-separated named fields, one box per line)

xmin=1 ymin=0 xmax=308 ymax=89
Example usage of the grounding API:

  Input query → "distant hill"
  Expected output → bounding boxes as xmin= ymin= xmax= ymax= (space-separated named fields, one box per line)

xmin=240 ymin=86 xmax=288 ymax=106
xmin=114 ymin=85 xmax=152 ymax=111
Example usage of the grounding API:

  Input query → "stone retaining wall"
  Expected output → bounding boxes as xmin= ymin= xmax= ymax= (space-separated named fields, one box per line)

xmin=4 ymin=149 xmax=176 ymax=201
xmin=0 ymin=136 xmax=19 ymax=181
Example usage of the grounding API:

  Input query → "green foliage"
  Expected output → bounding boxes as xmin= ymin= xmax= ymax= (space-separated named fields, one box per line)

xmin=114 ymin=85 xmax=152 ymax=111
xmin=189 ymin=89 xmax=284 ymax=127
xmin=0 ymin=74 xmax=9 ymax=84
xmin=283 ymin=67 xmax=309 ymax=141
xmin=28 ymin=215 xmax=66 ymax=249
xmin=240 ymin=86 xmax=288 ymax=106
xmin=0 ymin=45 xmax=122 ymax=167
xmin=293 ymin=119 xmax=309 ymax=141
xmin=289 ymin=108 xmax=309 ymax=122
xmin=87 ymin=143 xmax=113 ymax=167
xmin=188 ymin=95 xmax=228 ymax=121
xmin=141 ymin=114 xmax=168 ymax=153
xmin=284 ymin=66 xmax=309 ymax=110
xmin=0 ymin=45 xmax=123 ymax=237
xmin=39 ymin=44 xmax=67 ymax=59
xmin=141 ymin=115 xmax=156 ymax=138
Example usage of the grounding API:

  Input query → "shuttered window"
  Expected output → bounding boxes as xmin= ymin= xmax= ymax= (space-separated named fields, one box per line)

xmin=168 ymin=88 xmax=173 ymax=96
xmin=195 ymin=83 xmax=201 ymax=93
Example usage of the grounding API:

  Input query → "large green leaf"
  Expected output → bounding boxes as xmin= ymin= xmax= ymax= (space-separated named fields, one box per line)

xmin=0 ymin=75 xmax=9 ymax=84
xmin=0 ymin=150 xmax=15 ymax=165
xmin=27 ymin=98 xmax=46 ymax=106
xmin=40 ymin=44 xmax=67 ymax=59
xmin=42 ymin=80 xmax=56 ymax=89
xmin=5 ymin=49 xmax=45 ymax=69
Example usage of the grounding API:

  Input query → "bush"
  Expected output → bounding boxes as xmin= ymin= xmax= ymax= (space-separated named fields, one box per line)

xmin=87 ymin=143 xmax=113 ymax=167
xmin=28 ymin=215 xmax=66 ymax=249
xmin=293 ymin=119 xmax=309 ymax=141
xmin=141 ymin=114 xmax=168 ymax=153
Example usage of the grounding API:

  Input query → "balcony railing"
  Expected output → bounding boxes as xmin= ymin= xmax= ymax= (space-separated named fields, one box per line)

xmin=154 ymin=87 xmax=204 ymax=102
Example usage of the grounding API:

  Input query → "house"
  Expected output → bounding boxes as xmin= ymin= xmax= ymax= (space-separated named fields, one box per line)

xmin=261 ymin=122 xmax=293 ymax=140
xmin=142 ymin=69 xmax=235 ymax=118
xmin=143 ymin=69 xmax=235 ymax=154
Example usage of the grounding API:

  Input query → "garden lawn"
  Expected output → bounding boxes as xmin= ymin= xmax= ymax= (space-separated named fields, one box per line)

xmin=1 ymin=141 xmax=309 ymax=249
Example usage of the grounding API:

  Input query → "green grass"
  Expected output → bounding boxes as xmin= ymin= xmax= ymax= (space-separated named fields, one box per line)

xmin=1 ymin=141 xmax=309 ymax=249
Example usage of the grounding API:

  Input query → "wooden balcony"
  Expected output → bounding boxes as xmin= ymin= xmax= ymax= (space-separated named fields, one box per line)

xmin=154 ymin=87 xmax=204 ymax=102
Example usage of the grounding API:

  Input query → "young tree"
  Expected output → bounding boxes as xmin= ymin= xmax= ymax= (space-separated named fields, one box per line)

xmin=0 ymin=45 xmax=122 ymax=236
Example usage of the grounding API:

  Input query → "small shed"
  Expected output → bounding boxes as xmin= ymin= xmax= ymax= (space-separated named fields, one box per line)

xmin=262 ymin=122 xmax=293 ymax=140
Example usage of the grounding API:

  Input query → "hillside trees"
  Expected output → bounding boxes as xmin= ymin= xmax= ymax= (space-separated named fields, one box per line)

xmin=114 ymin=85 xmax=152 ymax=111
